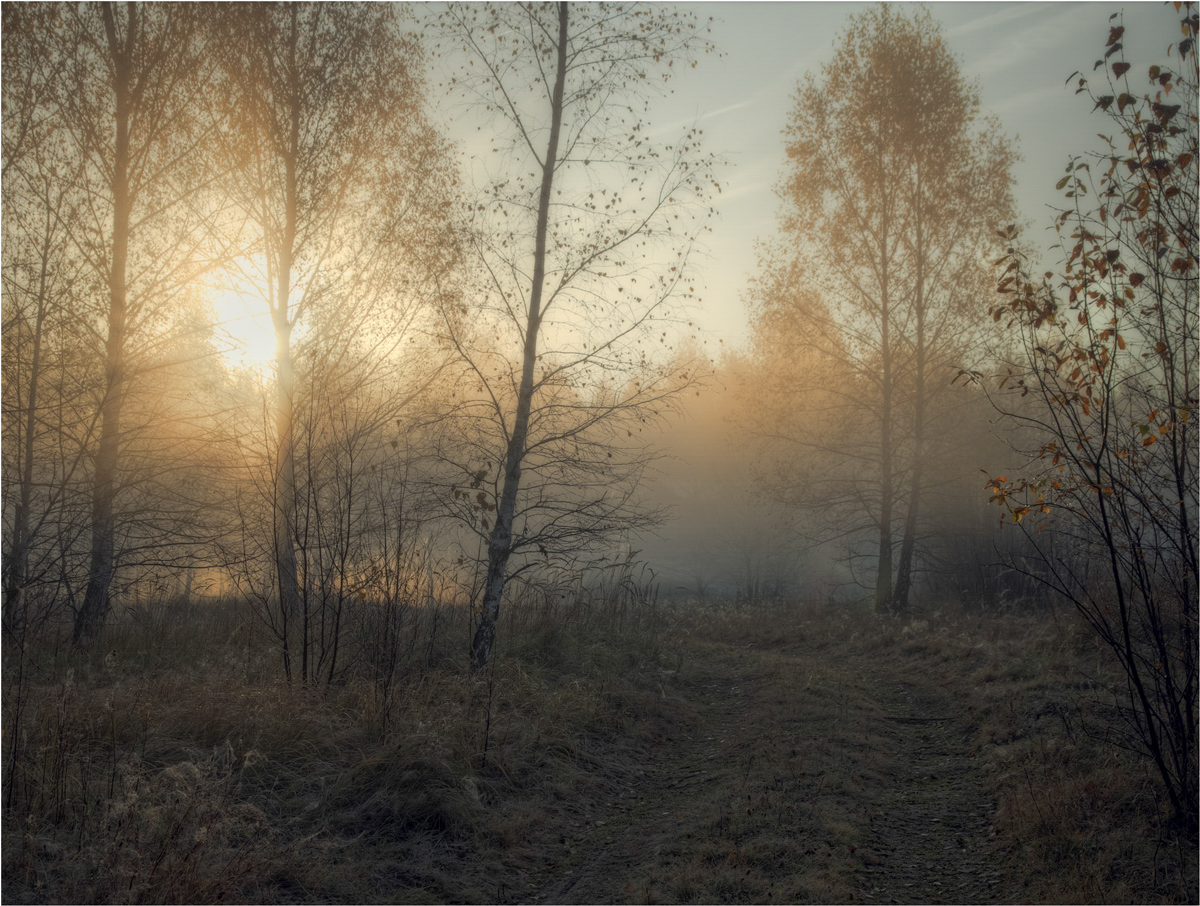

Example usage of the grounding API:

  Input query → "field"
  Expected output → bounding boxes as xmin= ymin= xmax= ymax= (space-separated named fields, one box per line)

xmin=3 ymin=594 xmax=1197 ymax=904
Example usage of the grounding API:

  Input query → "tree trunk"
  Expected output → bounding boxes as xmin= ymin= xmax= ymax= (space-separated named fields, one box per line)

xmin=874 ymin=209 xmax=895 ymax=614
xmin=875 ymin=430 xmax=894 ymax=612
xmin=272 ymin=6 xmax=302 ymax=681
xmin=889 ymin=180 xmax=927 ymax=615
xmin=470 ymin=1 xmax=569 ymax=674
xmin=4 ymin=219 xmax=52 ymax=636
xmin=889 ymin=410 xmax=924 ymax=612
xmin=75 ymin=4 xmax=134 ymax=645
xmin=273 ymin=317 xmax=300 ymax=677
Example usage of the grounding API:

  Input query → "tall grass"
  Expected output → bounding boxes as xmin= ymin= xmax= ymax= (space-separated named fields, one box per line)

xmin=4 ymin=589 xmax=1194 ymax=903
xmin=1 ymin=574 xmax=668 ymax=904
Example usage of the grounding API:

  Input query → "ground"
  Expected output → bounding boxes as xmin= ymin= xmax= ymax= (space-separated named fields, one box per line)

xmin=523 ymin=629 xmax=1019 ymax=905
xmin=5 ymin=599 xmax=1196 ymax=904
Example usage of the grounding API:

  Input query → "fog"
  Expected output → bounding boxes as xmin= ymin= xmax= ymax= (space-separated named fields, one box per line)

xmin=5 ymin=3 xmax=1198 ymax=897
xmin=3 ymin=0 xmax=1194 ymax=639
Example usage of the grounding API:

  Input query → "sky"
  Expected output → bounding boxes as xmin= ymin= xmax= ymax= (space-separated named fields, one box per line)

xmin=593 ymin=0 xmax=1185 ymax=346
xmin=211 ymin=3 xmax=1180 ymax=367
xmin=420 ymin=0 xmax=1186 ymax=588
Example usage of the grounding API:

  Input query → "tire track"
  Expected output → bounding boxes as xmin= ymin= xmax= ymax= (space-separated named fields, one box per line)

xmin=529 ymin=638 xmax=1020 ymax=904
xmin=851 ymin=670 xmax=1019 ymax=904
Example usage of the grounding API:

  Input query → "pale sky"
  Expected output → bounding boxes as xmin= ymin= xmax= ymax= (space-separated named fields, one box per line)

xmin=426 ymin=2 xmax=1182 ymax=347
xmin=623 ymin=1 xmax=1182 ymax=345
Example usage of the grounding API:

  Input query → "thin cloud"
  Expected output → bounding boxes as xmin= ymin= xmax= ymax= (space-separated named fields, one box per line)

xmin=699 ymin=98 xmax=755 ymax=122
xmin=966 ymin=5 xmax=1084 ymax=78
xmin=945 ymin=2 xmax=1049 ymax=39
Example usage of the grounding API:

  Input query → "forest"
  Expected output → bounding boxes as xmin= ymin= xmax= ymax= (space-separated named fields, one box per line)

xmin=2 ymin=2 xmax=1197 ymax=903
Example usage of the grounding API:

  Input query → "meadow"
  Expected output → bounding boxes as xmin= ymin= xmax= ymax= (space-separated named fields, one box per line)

xmin=4 ymin=591 xmax=1197 ymax=904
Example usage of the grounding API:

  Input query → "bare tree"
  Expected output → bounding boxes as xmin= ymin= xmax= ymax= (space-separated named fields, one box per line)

xmin=34 ymin=3 xmax=226 ymax=644
xmin=986 ymin=6 xmax=1197 ymax=830
xmin=217 ymin=2 xmax=459 ymax=682
xmin=437 ymin=2 xmax=717 ymax=671
xmin=1 ymin=87 xmax=97 ymax=640
xmin=750 ymin=6 xmax=1014 ymax=612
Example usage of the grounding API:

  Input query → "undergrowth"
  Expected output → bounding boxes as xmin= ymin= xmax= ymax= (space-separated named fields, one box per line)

xmin=2 ymin=589 xmax=668 ymax=904
xmin=3 ymin=592 xmax=1195 ymax=904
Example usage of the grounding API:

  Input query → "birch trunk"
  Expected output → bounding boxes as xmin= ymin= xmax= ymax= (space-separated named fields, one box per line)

xmin=874 ymin=207 xmax=895 ymax=614
xmin=469 ymin=1 xmax=569 ymax=674
xmin=74 ymin=4 xmax=134 ymax=644
xmin=889 ymin=184 xmax=927 ymax=615
xmin=271 ymin=6 xmax=303 ymax=680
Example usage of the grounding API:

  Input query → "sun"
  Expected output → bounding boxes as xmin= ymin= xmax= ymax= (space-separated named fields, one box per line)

xmin=209 ymin=281 xmax=277 ymax=370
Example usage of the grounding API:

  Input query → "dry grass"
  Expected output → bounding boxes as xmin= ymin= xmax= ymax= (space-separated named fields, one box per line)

xmin=2 ymin=589 xmax=669 ymax=904
xmin=603 ymin=641 xmax=873 ymax=904
xmin=4 ymin=592 xmax=1196 ymax=904
xmin=665 ymin=598 xmax=1198 ymax=904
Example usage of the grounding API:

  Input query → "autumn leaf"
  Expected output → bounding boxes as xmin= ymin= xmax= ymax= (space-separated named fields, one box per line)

xmin=1153 ymin=102 xmax=1181 ymax=122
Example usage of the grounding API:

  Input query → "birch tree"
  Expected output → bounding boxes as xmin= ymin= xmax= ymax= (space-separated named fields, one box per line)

xmin=753 ymin=6 xmax=1014 ymax=613
xmin=36 ymin=3 xmax=224 ymax=643
xmin=217 ymin=2 xmax=458 ymax=682
xmin=2 ymin=6 xmax=94 ymax=638
xmin=437 ymin=2 xmax=717 ymax=672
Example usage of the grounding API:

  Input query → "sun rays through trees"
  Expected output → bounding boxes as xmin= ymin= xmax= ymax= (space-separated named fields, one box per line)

xmin=3 ymin=3 xmax=1197 ymax=899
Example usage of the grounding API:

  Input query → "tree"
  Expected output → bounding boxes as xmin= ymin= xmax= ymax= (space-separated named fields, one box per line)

xmin=987 ymin=5 xmax=1197 ymax=830
xmin=436 ymin=2 xmax=717 ymax=671
xmin=217 ymin=2 xmax=459 ymax=682
xmin=752 ymin=5 xmax=1014 ymax=612
xmin=22 ymin=3 xmax=224 ymax=644
xmin=1 ymin=118 xmax=97 ymax=643
xmin=1 ymin=4 xmax=66 ymax=181
xmin=3 ymin=6 xmax=84 ymax=637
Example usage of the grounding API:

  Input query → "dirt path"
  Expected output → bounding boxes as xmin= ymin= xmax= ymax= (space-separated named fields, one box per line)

xmin=531 ymin=637 xmax=1021 ymax=904
xmin=533 ymin=652 xmax=768 ymax=903
xmin=848 ymin=664 xmax=1016 ymax=904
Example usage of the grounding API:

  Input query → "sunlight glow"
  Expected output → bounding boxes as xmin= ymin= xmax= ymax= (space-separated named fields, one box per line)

xmin=210 ymin=284 xmax=276 ymax=370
